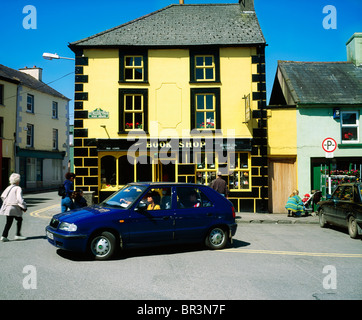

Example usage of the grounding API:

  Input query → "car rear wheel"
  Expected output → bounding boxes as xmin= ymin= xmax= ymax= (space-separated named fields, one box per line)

xmin=348 ymin=216 xmax=358 ymax=239
xmin=319 ymin=209 xmax=327 ymax=228
xmin=89 ymin=231 xmax=116 ymax=260
xmin=205 ymin=227 xmax=228 ymax=250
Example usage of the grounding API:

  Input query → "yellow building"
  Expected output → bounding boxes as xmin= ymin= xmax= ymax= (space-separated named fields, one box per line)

xmin=69 ymin=0 xmax=268 ymax=212
xmin=0 ymin=64 xmax=70 ymax=191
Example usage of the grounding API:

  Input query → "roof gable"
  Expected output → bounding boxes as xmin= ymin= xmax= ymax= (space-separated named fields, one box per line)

xmin=0 ymin=64 xmax=70 ymax=101
xmin=271 ymin=61 xmax=362 ymax=106
xmin=69 ymin=4 xmax=265 ymax=48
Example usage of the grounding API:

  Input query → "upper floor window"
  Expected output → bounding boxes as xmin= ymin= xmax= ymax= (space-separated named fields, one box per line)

xmin=119 ymin=89 xmax=148 ymax=133
xmin=195 ymin=55 xmax=215 ymax=81
xmin=341 ymin=111 xmax=359 ymax=143
xmin=191 ymin=88 xmax=220 ymax=131
xmin=52 ymin=129 xmax=58 ymax=150
xmin=0 ymin=84 xmax=4 ymax=105
xmin=27 ymin=94 xmax=34 ymax=113
xmin=52 ymin=101 xmax=58 ymax=119
xmin=26 ymin=123 xmax=34 ymax=147
xmin=124 ymin=56 xmax=144 ymax=81
xmin=190 ymin=48 xmax=220 ymax=83
xmin=119 ymin=50 xmax=148 ymax=83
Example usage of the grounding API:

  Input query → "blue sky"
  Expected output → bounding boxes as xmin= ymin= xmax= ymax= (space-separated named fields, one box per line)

xmin=1 ymin=0 xmax=361 ymax=123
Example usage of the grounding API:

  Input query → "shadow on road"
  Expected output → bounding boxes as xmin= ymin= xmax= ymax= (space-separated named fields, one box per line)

xmin=56 ymin=239 xmax=251 ymax=262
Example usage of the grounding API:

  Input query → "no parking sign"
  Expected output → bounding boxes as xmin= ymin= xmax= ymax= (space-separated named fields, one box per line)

xmin=322 ymin=137 xmax=337 ymax=158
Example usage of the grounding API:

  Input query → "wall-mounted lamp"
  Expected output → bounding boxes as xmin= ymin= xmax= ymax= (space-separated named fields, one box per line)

xmin=100 ymin=125 xmax=110 ymax=139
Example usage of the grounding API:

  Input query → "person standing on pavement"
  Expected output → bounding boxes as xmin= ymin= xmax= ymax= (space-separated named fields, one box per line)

xmin=0 ymin=173 xmax=27 ymax=242
xmin=61 ymin=172 xmax=76 ymax=212
xmin=210 ymin=172 xmax=228 ymax=198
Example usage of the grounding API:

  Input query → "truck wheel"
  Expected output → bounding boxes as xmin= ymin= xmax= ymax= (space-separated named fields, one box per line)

xmin=348 ymin=216 xmax=358 ymax=239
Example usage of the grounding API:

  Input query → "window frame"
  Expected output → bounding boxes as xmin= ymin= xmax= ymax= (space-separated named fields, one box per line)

xmin=118 ymin=89 xmax=148 ymax=134
xmin=190 ymin=88 xmax=220 ymax=132
xmin=52 ymin=101 xmax=58 ymax=119
xmin=119 ymin=49 xmax=148 ymax=83
xmin=190 ymin=48 xmax=220 ymax=83
xmin=341 ymin=111 xmax=359 ymax=144
xmin=26 ymin=123 xmax=34 ymax=147
xmin=27 ymin=94 xmax=34 ymax=113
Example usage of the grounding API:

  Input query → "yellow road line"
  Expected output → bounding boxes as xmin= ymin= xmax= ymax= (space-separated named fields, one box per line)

xmin=30 ymin=204 xmax=60 ymax=219
xmin=221 ymin=248 xmax=362 ymax=258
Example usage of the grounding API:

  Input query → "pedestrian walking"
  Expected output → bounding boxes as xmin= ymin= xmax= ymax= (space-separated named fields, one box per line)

xmin=73 ymin=189 xmax=87 ymax=209
xmin=210 ymin=172 xmax=228 ymax=197
xmin=61 ymin=172 xmax=76 ymax=212
xmin=0 ymin=173 xmax=27 ymax=242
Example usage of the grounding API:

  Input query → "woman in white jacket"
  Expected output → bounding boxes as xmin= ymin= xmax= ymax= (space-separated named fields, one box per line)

xmin=0 ymin=173 xmax=27 ymax=242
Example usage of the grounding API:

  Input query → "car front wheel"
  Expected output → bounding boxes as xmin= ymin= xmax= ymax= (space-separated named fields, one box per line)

xmin=89 ymin=231 xmax=117 ymax=260
xmin=205 ymin=227 xmax=228 ymax=250
xmin=348 ymin=216 xmax=358 ymax=239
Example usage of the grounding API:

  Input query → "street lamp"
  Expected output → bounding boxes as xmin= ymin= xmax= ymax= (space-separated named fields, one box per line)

xmin=42 ymin=52 xmax=75 ymax=61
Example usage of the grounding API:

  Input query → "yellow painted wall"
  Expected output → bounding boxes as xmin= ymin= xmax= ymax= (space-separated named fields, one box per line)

xmin=268 ymin=108 xmax=297 ymax=156
xmin=0 ymin=80 xmax=17 ymax=168
xmin=82 ymin=47 xmax=258 ymax=140
xmin=17 ymin=86 xmax=68 ymax=153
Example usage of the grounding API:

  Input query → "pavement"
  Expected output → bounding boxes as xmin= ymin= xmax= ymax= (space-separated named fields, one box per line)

xmin=235 ymin=212 xmax=319 ymax=224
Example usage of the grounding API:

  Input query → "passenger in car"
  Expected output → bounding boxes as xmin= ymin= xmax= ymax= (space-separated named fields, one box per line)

xmin=147 ymin=193 xmax=161 ymax=210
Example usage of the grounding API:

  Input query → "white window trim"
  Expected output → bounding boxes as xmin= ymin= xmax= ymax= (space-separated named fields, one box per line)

xmin=340 ymin=111 xmax=359 ymax=144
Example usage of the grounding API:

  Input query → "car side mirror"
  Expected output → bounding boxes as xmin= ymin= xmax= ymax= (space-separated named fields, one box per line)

xmin=326 ymin=194 xmax=332 ymax=200
xmin=135 ymin=201 xmax=148 ymax=212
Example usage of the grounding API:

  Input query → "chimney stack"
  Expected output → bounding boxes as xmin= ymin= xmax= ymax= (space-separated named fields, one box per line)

xmin=19 ymin=66 xmax=43 ymax=81
xmin=346 ymin=33 xmax=362 ymax=66
xmin=179 ymin=0 xmax=184 ymax=4
xmin=239 ymin=0 xmax=255 ymax=11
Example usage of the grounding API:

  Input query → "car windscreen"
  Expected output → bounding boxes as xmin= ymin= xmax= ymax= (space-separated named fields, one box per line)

xmin=102 ymin=185 xmax=147 ymax=209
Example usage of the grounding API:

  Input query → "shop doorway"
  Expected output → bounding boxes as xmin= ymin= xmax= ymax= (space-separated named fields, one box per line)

xmin=155 ymin=161 xmax=175 ymax=182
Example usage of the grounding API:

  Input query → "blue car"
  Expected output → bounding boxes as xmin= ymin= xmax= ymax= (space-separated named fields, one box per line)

xmin=46 ymin=183 xmax=237 ymax=260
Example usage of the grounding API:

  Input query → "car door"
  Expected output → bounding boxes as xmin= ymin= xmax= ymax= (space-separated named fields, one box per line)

xmin=333 ymin=186 xmax=354 ymax=227
xmin=173 ymin=186 xmax=215 ymax=241
xmin=324 ymin=185 xmax=343 ymax=224
xmin=128 ymin=187 xmax=175 ymax=244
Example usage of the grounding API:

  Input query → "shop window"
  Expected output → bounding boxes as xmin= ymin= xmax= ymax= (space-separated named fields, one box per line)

xmin=228 ymin=152 xmax=251 ymax=191
xmin=341 ymin=111 xmax=359 ymax=143
xmin=101 ymin=156 xmax=116 ymax=189
xmin=196 ymin=152 xmax=216 ymax=185
xmin=118 ymin=155 xmax=134 ymax=185
xmin=190 ymin=88 xmax=220 ymax=131
xmin=119 ymin=89 xmax=148 ymax=133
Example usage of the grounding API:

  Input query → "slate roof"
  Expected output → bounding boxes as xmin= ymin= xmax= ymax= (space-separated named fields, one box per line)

xmin=0 ymin=64 xmax=70 ymax=100
xmin=276 ymin=61 xmax=362 ymax=105
xmin=69 ymin=4 xmax=266 ymax=48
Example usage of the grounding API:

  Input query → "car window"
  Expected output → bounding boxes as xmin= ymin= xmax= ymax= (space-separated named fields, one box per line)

xmin=332 ymin=186 xmax=343 ymax=200
xmin=103 ymin=185 xmax=147 ymax=208
xmin=141 ymin=187 xmax=172 ymax=210
xmin=176 ymin=187 xmax=213 ymax=208
xmin=340 ymin=186 xmax=353 ymax=201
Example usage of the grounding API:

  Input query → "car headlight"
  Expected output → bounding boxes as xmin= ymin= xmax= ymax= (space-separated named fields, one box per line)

xmin=59 ymin=222 xmax=77 ymax=232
